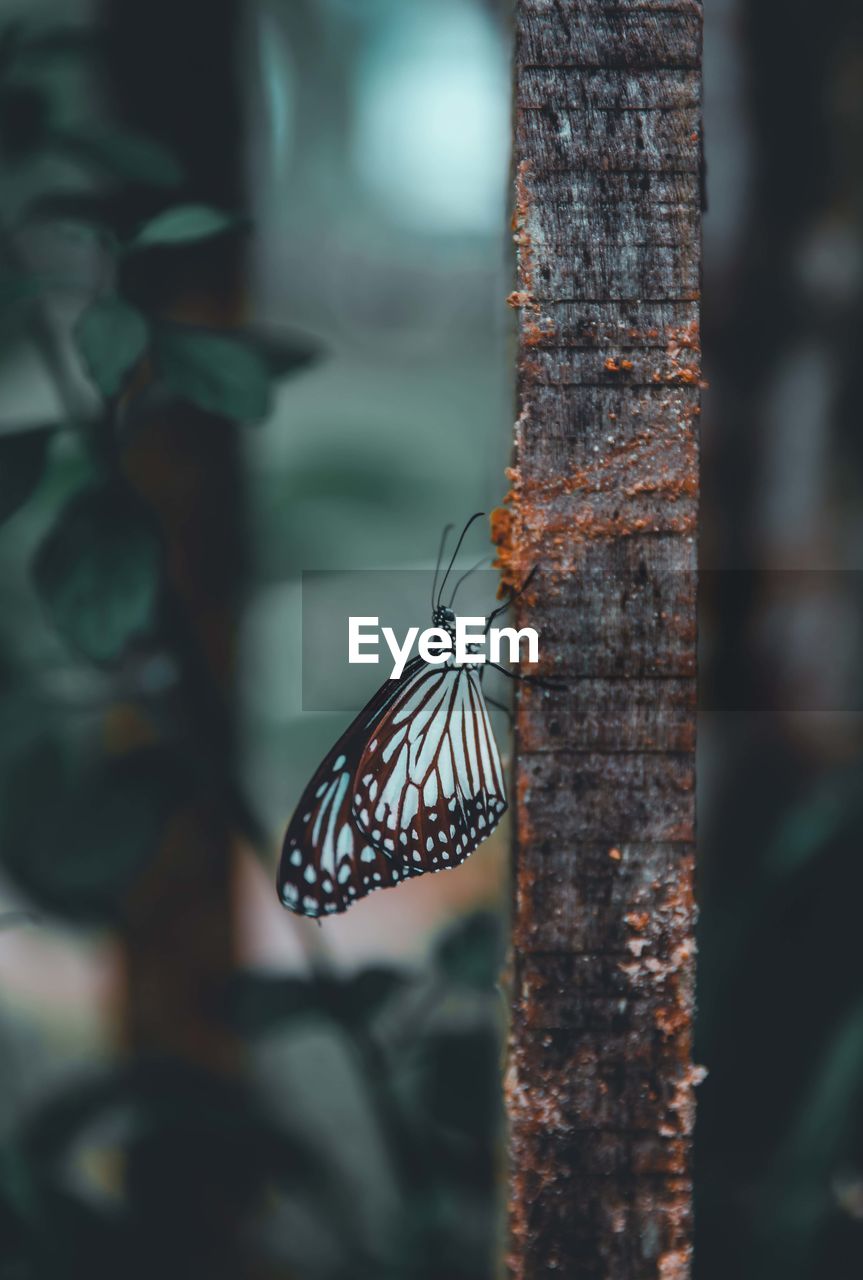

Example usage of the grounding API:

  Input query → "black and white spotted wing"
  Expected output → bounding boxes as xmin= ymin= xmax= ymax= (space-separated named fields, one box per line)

xmin=278 ymin=658 xmax=427 ymax=918
xmin=351 ymin=661 xmax=506 ymax=875
xmin=278 ymin=657 xmax=507 ymax=918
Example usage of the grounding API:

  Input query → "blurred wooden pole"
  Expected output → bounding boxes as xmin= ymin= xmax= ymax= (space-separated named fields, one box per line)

xmin=499 ymin=3 xmax=702 ymax=1276
xmin=101 ymin=0 xmax=245 ymax=1072
xmin=100 ymin=2 xmax=247 ymax=1273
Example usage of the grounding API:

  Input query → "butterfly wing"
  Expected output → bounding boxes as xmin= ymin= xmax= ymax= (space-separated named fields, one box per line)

xmin=351 ymin=662 xmax=507 ymax=874
xmin=278 ymin=658 xmax=425 ymax=917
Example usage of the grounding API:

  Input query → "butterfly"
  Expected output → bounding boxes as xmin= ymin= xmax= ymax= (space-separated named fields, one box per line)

xmin=278 ymin=514 xmax=526 ymax=919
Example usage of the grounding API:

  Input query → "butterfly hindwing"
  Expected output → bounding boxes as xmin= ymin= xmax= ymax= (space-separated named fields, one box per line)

xmin=351 ymin=662 xmax=507 ymax=874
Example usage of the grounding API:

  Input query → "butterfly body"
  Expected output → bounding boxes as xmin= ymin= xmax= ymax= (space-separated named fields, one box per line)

xmin=278 ymin=618 xmax=507 ymax=919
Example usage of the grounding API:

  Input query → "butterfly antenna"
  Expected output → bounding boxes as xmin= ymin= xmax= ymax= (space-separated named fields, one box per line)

xmin=431 ymin=523 xmax=454 ymax=612
xmin=437 ymin=511 xmax=485 ymax=609
xmin=449 ymin=555 xmax=489 ymax=609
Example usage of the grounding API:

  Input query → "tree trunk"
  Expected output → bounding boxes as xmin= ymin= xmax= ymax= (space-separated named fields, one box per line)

xmin=102 ymin=0 xmax=245 ymax=1072
xmin=100 ymin=4 xmax=249 ymax=1274
xmin=499 ymin=3 xmax=702 ymax=1276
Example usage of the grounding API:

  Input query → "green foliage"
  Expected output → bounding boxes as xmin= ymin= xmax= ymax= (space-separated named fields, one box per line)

xmin=0 ymin=84 xmax=48 ymax=160
xmin=155 ymin=327 xmax=272 ymax=422
xmin=434 ymin=910 xmax=503 ymax=990
xmin=421 ymin=1026 xmax=501 ymax=1145
xmin=0 ymin=740 xmax=185 ymax=920
xmin=17 ymin=189 xmax=120 ymax=238
xmin=74 ymin=297 xmax=149 ymax=396
xmin=0 ymin=1141 xmax=28 ymax=1275
xmin=220 ymin=914 xmax=503 ymax=1280
xmin=0 ymin=21 xmax=99 ymax=70
xmin=0 ymin=429 xmax=48 ymax=524
xmin=228 ymin=967 xmax=410 ymax=1036
xmin=55 ymin=126 xmax=183 ymax=187
xmin=0 ymin=270 xmax=55 ymax=304
xmin=4 ymin=1059 xmax=315 ymax=1277
xmin=32 ymin=486 xmax=160 ymax=662
xmin=244 ymin=327 xmax=319 ymax=380
xmin=762 ymin=766 xmax=863 ymax=880
xmin=128 ymin=203 xmax=242 ymax=250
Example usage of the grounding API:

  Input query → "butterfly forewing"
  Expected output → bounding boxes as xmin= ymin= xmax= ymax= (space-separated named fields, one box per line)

xmin=278 ymin=658 xmax=425 ymax=917
xmin=351 ymin=662 xmax=507 ymax=874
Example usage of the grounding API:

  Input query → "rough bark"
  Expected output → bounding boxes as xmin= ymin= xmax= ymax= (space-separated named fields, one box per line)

xmin=499 ymin=3 xmax=702 ymax=1276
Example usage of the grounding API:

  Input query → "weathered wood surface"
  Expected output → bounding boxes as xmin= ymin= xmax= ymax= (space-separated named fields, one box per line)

xmin=499 ymin=1 xmax=702 ymax=1276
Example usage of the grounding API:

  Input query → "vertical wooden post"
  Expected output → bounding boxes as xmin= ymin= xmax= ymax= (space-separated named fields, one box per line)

xmin=102 ymin=0 xmax=245 ymax=1071
xmin=99 ymin=5 xmax=248 ymax=1274
xmin=499 ymin=3 xmax=702 ymax=1276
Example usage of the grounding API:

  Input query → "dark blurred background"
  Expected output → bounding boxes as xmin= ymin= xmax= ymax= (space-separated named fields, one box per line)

xmin=698 ymin=2 xmax=863 ymax=1278
xmin=0 ymin=0 xmax=861 ymax=1277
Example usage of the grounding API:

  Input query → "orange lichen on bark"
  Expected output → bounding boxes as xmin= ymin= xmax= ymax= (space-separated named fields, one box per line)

xmin=523 ymin=318 xmax=557 ymax=347
xmin=506 ymin=769 xmax=542 ymax=1278
xmin=495 ymin=379 xmax=699 ymax=588
xmin=658 ymin=1248 xmax=693 ymax=1280
xmin=511 ymin=159 xmax=557 ymax=347
xmin=649 ymin=320 xmax=706 ymax=386
xmin=512 ymin=159 xmax=536 ymax=303
xmin=618 ymin=857 xmax=700 ymax=1154
xmin=490 ymin=503 xmax=522 ymax=595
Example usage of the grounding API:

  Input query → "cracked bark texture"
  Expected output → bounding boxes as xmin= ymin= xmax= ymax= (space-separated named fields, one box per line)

xmin=500 ymin=2 xmax=702 ymax=1276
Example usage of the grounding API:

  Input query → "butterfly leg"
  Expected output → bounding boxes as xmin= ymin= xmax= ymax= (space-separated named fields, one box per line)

xmin=484 ymin=565 xmax=539 ymax=634
xmin=485 ymin=661 xmax=564 ymax=693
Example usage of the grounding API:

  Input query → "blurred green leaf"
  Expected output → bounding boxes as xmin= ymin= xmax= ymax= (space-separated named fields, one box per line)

xmin=155 ymin=328 xmax=272 ymax=422
xmin=421 ymin=1027 xmax=500 ymax=1142
xmin=0 ymin=21 xmax=23 ymax=71
xmin=74 ymin=297 xmax=149 ymax=397
xmin=0 ymin=84 xmax=49 ymax=158
xmin=0 ymin=271 xmax=53 ymax=305
xmin=12 ymin=23 xmax=100 ymax=62
xmin=757 ymin=998 xmax=863 ymax=1278
xmin=250 ymin=327 xmax=320 ymax=381
xmin=782 ymin=998 xmax=863 ymax=1172
xmin=434 ymin=911 xmax=503 ymax=991
xmin=54 ymin=126 xmax=183 ymax=187
xmin=763 ymin=767 xmax=863 ymax=881
xmin=227 ymin=968 xmax=410 ymax=1036
xmin=129 ymin=204 xmax=242 ymax=250
xmin=32 ymin=486 xmax=160 ymax=662
xmin=348 ymin=967 xmax=411 ymax=1023
xmin=22 ymin=1060 xmax=314 ymax=1205
xmin=0 ymin=1143 xmax=29 ymax=1269
xmin=0 ymin=741 xmax=185 ymax=920
xmin=227 ymin=974 xmax=320 ymax=1034
xmin=19 ymin=190 xmax=120 ymax=238
xmin=0 ymin=429 xmax=48 ymax=525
